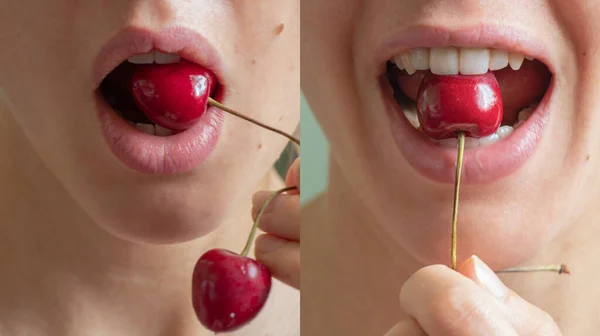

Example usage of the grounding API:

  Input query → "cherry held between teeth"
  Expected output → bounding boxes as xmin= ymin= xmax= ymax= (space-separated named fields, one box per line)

xmin=192 ymin=249 xmax=272 ymax=332
xmin=131 ymin=60 xmax=217 ymax=130
xmin=416 ymin=71 xmax=503 ymax=139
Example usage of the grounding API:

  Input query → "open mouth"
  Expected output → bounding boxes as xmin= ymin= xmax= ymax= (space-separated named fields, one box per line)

xmin=385 ymin=47 xmax=552 ymax=148
xmin=99 ymin=51 xmax=221 ymax=137
xmin=94 ymin=27 xmax=225 ymax=175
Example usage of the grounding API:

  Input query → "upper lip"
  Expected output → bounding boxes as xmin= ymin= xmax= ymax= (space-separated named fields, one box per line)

xmin=374 ymin=23 xmax=556 ymax=77
xmin=92 ymin=25 xmax=225 ymax=90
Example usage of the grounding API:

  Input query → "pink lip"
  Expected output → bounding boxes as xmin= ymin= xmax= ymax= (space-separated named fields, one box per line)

xmin=378 ymin=25 xmax=556 ymax=184
xmin=93 ymin=26 xmax=225 ymax=175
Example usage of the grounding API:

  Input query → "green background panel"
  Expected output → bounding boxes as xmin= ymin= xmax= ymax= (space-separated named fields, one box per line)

xmin=300 ymin=94 xmax=329 ymax=205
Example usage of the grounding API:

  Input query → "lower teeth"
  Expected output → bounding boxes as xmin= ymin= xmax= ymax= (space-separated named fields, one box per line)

xmin=114 ymin=109 xmax=173 ymax=137
xmin=403 ymin=102 xmax=538 ymax=148
xmin=134 ymin=123 xmax=174 ymax=136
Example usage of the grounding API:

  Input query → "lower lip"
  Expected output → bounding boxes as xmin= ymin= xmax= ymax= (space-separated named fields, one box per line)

xmin=96 ymin=91 xmax=224 ymax=174
xmin=384 ymin=77 xmax=555 ymax=184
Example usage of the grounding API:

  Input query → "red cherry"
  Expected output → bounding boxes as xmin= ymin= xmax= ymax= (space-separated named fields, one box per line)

xmin=192 ymin=249 xmax=272 ymax=332
xmin=131 ymin=61 xmax=217 ymax=130
xmin=416 ymin=72 xmax=503 ymax=139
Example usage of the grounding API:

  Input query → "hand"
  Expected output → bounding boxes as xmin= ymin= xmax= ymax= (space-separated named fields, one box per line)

xmin=252 ymin=158 xmax=300 ymax=290
xmin=384 ymin=256 xmax=562 ymax=335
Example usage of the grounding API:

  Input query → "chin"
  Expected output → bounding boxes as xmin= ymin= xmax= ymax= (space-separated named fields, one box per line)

xmin=84 ymin=189 xmax=226 ymax=245
xmin=392 ymin=199 xmax=562 ymax=271
xmin=103 ymin=209 xmax=220 ymax=245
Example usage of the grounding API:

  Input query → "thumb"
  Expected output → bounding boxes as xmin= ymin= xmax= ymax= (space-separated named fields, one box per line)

xmin=285 ymin=157 xmax=300 ymax=194
xmin=458 ymin=256 xmax=562 ymax=335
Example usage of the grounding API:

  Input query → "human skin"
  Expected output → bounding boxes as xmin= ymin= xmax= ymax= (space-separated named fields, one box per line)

xmin=301 ymin=0 xmax=600 ymax=334
xmin=0 ymin=1 xmax=299 ymax=335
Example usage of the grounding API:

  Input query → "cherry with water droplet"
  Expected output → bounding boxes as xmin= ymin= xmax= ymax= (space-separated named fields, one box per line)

xmin=131 ymin=60 xmax=217 ymax=130
xmin=191 ymin=186 xmax=297 ymax=333
xmin=192 ymin=249 xmax=272 ymax=332
xmin=416 ymin=72 xmax=503 ymax=139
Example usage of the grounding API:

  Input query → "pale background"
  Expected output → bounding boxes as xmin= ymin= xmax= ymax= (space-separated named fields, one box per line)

xmin=300 ymin=93 xmax=328 ymax=205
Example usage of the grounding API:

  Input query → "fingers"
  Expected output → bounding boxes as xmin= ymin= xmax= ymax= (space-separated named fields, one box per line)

xmin=399 ymin=258 xmax=562 ymax=336
xmin=400 ymin=264 xmax=517 ymax=335
xmin=251 ymin=190 xmax=299 ymax=241
xmin=383 ymin=320 xmax=427 ymax=336
xmin=251 ymin=158 xmax=301 ymax=290
xmin=285 ymin=157 xmax=300 ymax=194
xmin=458 ymin=256 xmax=562 ymax=336
xmin=254 ymin=234 xmax=300 ymax=289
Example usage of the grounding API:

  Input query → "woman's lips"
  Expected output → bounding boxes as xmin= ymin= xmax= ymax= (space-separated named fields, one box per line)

xmin=97 ymin=92 xmax=223 ymax=174
xmin=384 ymin=76 xmax=554 ymax=184
xmin=378 ymin=25 xmax=556 ymax=184
xmin=93 ymin=26 xmax=226 ymax=175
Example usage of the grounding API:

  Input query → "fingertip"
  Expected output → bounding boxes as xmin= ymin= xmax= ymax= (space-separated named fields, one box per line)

xmin=457 ymin=255 xmax=477 ymax=280
xmin=285 ymin=157 xmax=300 ymax=192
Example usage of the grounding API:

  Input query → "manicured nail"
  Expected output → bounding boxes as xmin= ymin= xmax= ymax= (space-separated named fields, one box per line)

xmin=472 ymin=255 xmax=508 ymax=299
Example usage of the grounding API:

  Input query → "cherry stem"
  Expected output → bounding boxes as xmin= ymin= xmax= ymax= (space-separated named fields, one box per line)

xmin=240 ymin=185 xmax=299 ymax=257
xmin=451 ymin=132 xmax=466 ymax=270
xmin=451 ymin=132 xmax=570 ymax=275
xmin=496 ymin=264 xmax=570 ymax=275
xmin=208 ymin=97 xmax=300 ymax=146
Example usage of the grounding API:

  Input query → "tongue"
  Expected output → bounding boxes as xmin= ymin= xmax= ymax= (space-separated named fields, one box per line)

xmin=397 ymin=60 xmax=551 ymax=125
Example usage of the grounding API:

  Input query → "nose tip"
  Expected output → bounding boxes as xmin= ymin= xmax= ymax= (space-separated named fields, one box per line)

xmin=130 ymin=0 xmax=178 ymax=26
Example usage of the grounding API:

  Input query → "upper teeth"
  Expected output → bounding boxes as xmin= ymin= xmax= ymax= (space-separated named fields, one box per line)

xmin=127 ymin=51 xmax=181 ymax=64
xmin=393 ymin=47 xmax=532 ymax=75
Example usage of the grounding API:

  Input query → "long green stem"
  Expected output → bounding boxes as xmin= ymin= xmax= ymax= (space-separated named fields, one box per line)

xmin=208 ymin=97 xmax=300 ymax=146
xmin=496 ymin=264 xmax=570 ymax=274
xmin=451 ymin=132 xmax=569 ymax=275
xmin=451 ymin=132 xmax=466 ymax=270
xmin=240 ymin=186 xmax=299 ymax=257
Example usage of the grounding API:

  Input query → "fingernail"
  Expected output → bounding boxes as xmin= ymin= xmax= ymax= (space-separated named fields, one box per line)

xmin=472 ymin=255 xmax=508 ymax=299
xmin=255 ymin=235 xmax=284 ymax=254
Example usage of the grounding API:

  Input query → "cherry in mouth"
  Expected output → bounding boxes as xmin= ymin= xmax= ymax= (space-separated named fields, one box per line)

xmin=416 ymin=72 xmax=503 ymax=139
xmin=386 ymin=51 xmax=552 ymax=144
xmin=131 ymin=61 xmax=218 ymax=131
xmin=99 ymin=59 xmax=220 ymax=134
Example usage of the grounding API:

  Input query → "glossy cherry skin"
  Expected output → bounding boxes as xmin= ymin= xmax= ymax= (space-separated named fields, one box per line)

xmin=131 ymin=60 xmax=217 ymax=130
xmin=416 ymin=72 xmax=503 ymax=139
xmin=192 ymin=249 xmax=272 ymax=332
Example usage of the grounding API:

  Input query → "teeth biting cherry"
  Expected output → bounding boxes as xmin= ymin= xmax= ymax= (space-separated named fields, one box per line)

xmin=131 ymin=60 xmax=217 ymax=131
xmin=416 ymin=71 xmax=503 ymax=140
xmin=192 ymin=249 xmax=272 ymax=332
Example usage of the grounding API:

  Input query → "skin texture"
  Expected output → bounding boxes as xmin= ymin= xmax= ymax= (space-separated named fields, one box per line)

xmin=0 ymin=1 xmax=299 ymax=335
xmin=302 ymin=0 xmax=600 ymax=334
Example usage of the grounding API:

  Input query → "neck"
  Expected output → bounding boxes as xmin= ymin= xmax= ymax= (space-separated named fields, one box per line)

xmin=0 ymin=108 xmax=282 ymax=335
xmin=314 ymin=157 xmax=600 ymax=335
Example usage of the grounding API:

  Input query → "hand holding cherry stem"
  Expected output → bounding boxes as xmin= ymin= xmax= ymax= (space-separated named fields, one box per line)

xmin=191 ymin=98 xmax=299 ymax=333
